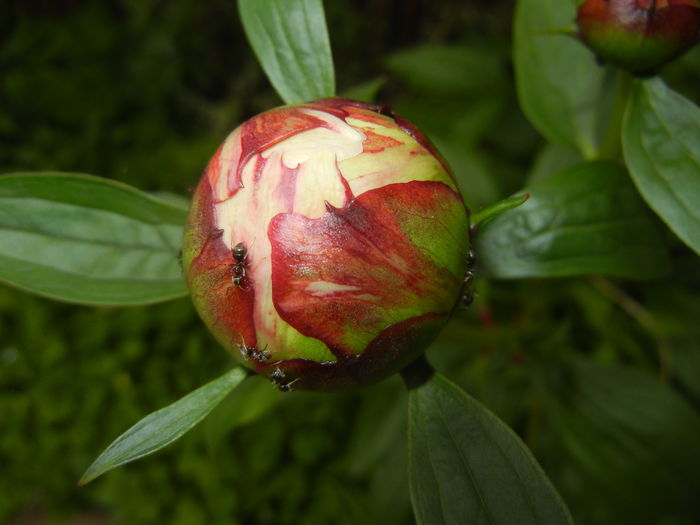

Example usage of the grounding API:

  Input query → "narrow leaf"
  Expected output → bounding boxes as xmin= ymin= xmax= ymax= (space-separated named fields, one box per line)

xmin=203 ymin=375 xmax=282 ymax=453
xmin=80 ymin=367 xmax=247 ymax=485
xmin=0 ymin=172 xmax=187 ymax=305
xmin=623 ymin=78 xmax=700 ymax=255
xmin=408 ymin=373 xmax=573 ymax=525
xmin=514 ymin=0 xmax=605 ymax=157
xmin=475 ymin=161 xmax=671 ymax=279
xmin=238 ymin=0 xmax=335 ymax=104
xmin=471 ymin=193 xmax=530 ymax=228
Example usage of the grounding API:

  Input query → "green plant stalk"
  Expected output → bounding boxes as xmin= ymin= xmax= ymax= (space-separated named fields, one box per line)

xmin=600 ymin=71 xmax=633 ymax=160
xmin=589 ymin=276 xmax=670 ymax=382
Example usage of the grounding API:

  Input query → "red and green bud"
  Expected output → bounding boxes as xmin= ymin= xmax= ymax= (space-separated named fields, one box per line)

xmin=182 ymin=98 xmax=470 ymax=391
xmin=577 ymin=0 xmax=700 ymax=74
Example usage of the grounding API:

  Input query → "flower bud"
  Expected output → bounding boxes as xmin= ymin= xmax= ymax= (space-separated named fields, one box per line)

xmin=182 ymin=98 xmax=470 ymax=391
xmin=577 ymin=0 xmax=700 ymax=74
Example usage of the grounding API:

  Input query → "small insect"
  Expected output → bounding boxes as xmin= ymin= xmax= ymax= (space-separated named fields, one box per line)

xmin=269 ymin=367 xmax=299 ymax=392
xmin=461 ymin=249 xmax=477 ymax=307
xmin=238 ymin=342 xmax=270 ymax=362
xmin=231 ymin=241 xmax=247 ymax=287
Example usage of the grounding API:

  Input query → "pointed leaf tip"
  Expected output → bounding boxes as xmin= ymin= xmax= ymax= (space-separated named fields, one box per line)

xmin=471 ymin=193 xmax=530 ymax=228
xmin=79 ymin=367 xmax=246 ymax=485
xmin=408 ymin=373 xmax=574 ymax=525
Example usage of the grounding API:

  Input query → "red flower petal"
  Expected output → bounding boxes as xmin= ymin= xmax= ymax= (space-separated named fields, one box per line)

xmin=184 ymin=177 xmax=258 ymax=351
xmin=269 ymin=180 xmax=468 ymax=357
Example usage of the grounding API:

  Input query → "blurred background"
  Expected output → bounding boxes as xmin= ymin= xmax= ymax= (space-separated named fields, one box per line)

xmin=2 ymin=1 xmax=700 ymax=524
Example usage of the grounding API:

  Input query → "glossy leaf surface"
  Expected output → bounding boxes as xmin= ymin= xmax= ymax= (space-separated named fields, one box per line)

xmin=623 ymin=78 xmax=700 ymax=255
xmin=475 ymin=161 xmax=670 ymax=279
xmin=238 ymin=0 xmax=335 ymax=104
xmin=0 ymin=172 xmax=187 ymax=305
xmin=80 ymin=367 xmax=246 ymax=485
xmin=514 ymin=0 xmax=605 ymax=157
xmin=408 ymin=373 xmax=573 ymax=525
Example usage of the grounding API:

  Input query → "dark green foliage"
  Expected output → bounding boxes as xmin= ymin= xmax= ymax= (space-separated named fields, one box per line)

xmin=514 ymin=0 xmax=605 ymax=157
xmin=408 ymin=373 xmax=573 ymax=525
xmin=539 ymin=357 xmax=700 ymax=523
xmin=2 ymin=0 xmax=700 ymax=524
xmin=0 ymin=0 xmax=276 ymax=191
xmin=623 ymin=78 xmax=700 ymax=255
xmin=79 ymin=367 xmax=246 ymax=485
xmin=475 ymin=161 xmax=671 ymax=279
xmin=0 ymin=286 xmax=414 ymax=525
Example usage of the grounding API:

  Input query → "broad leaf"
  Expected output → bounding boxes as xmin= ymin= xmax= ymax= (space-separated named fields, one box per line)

xmin=541 ymin=358 xmax=700 ymax=522
xmin=0 ymin=172 xmax=187 ymax=305
xmin=475 ymin=161 xmax=671 ymax=279
xmin=238 ymin=0 xmax=335 ymax=104
xmin=408 ymin=373 xmax=573 ymax=525
xmin=623 ymin=78 xmax=700 ymax=255
xmin=80 ymin=367 xmax=247 ymax=485
xmin=513 ymin=0 xmax=605 ymax=157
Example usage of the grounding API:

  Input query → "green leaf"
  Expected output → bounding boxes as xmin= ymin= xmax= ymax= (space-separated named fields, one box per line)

xmin=203 ymin=375 xmax=282 ymax=453
xmin=541 ymin=358 xmax=700 ymax=521
xmin=0 ymin=172 xmax=188 ymax=305
xmin=513 ymin=0 xmax=605 ymax=157
xmin=526 ymin=143 xmax=582 ymax=185
xmin=471 ymin=193 xmax=530 ymax=228
xmin=475 ymin=161 xmax=671 ymax=279
xmin=623 ymin=78 xmax=700 ymax=255
xmin=80 ymin=367 xmax=247 ymax=485
xmin=408 ymin=373 xmax=573 ymax=525
xmin=238 ymin=0 xmax=335 ymax=104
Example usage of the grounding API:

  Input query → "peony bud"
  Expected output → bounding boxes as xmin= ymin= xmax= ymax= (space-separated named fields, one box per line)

xmin=577 ymin=0 xmax=700 ymax=74
xmin=182 ymin=98 xmax=470 ymax=391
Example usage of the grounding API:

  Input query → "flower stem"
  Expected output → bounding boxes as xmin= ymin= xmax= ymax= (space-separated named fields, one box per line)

xmin=600 ymin=71 xmax=634 ymax=160
xmin=400 ymin=355 xmax=435 ymax=390
xmin=589 ymin=276 xmax=670 ymax=382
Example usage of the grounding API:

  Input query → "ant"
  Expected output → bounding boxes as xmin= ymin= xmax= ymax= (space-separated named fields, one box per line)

xmin=269 ymin=367 xmax=300 ymax=392
xmin=231 ymin=241 xmax=247 ymax=287
xmin=238 ymin=342 xmax=270 ymax=362
xmin=462 ymin=249 xmax=477 ymax=307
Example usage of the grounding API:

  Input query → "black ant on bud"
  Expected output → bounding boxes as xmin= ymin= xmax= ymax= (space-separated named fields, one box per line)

xmin=461 ymin=249 xmax=476 ymax=307
xmin=231 ymin=242 xmax=247 ymax=287
xmin=238 ymin=342 xmax=270 ymax=362
xmin=269 ymin=367 xmax=299 ymax=392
